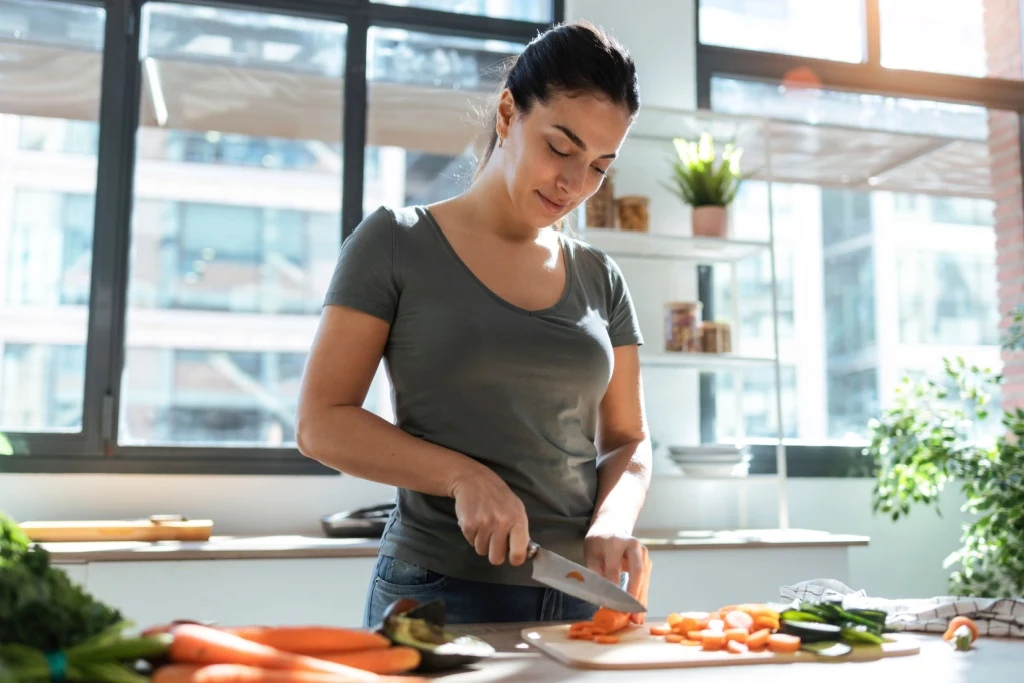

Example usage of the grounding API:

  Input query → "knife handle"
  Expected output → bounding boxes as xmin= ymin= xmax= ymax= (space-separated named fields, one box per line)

xmin=526 ymin=541 xmax=540 ymax=560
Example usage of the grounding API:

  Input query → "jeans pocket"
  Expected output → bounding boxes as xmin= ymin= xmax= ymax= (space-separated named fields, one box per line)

xmin=373 ymin=555 xmax=453 ymax=595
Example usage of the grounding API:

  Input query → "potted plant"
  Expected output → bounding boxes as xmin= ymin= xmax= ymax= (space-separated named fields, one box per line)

xmin=866 ymin=304 xmax=1024 ymax=598
xmin=664 ymin=132 xmax=743 ymax=238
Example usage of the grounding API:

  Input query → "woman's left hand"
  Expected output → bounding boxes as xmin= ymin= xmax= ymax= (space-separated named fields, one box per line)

xmin=584 ymin=523 xmax=650 ymax=624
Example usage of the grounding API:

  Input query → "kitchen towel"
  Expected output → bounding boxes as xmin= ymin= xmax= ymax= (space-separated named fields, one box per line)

xmin=780 ymin=578 xmax=1024 ymax=638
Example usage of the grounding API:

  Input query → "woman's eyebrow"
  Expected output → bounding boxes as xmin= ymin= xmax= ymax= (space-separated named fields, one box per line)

xmin=553 ymin=124 xmax=617 ymax=159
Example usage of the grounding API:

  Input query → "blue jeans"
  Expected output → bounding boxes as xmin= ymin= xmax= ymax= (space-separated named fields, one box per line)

xmin=362 ymin=554 xmax=599 ymax=627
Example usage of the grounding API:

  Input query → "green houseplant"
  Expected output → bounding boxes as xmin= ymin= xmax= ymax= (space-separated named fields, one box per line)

xmin=664 ymin=132 xmax=743 ymax=238
xmin=867 ymin=304 xmax=1024 ymax=598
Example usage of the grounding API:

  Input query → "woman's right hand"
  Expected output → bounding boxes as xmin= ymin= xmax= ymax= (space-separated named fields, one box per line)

xmin=449 ymin=467 xmax=531 ymax=567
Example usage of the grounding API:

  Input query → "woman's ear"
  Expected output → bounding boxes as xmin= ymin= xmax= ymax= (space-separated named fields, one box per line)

xmin=495 ymin=88 xmax=515 ymax=140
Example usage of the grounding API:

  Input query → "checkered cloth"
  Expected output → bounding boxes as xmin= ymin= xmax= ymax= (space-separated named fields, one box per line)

xmin=780 ymin=579 xmax=1024 ymax=638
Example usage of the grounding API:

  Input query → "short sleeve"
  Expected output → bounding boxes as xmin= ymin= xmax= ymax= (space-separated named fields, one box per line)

xmin=323 ymin=206 xmax=398 ymax=323
xmin=605 ymin=254 xmax=644 ymax=347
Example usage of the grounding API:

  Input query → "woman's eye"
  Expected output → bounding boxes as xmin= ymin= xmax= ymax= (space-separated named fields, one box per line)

xmin=592 ymin=166 xmax=607 ymax=176
xmin=547 ymin=143 xmax=570 ymax=158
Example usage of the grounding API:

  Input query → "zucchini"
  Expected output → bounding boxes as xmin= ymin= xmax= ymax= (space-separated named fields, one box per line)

xmin=840 ymin=625 xmax=885 ymax=646
xmin=779 ymin=610 xmax=827 ymax=623
xmin=801 ymin=641 xmax=853 ymax=658
xmin=779 ymin=620 xmax=842 ymax=643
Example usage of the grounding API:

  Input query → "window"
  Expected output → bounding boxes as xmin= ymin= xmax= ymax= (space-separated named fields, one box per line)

xmin=372 ymin=0 xmax=552 ymax=22
xmin=698 ymin=0 xmax=865 ymax=62
xmin=880 ymin=0 xmax=1022 ymax=79
xmin=364 ymin=27 xmax=523 ymax=212
xmin=709 ymin=78 xmax=1004 ymax=442
xmin=120 ymin=3 xmax=347 ymax=447
xmin=0 ymin=0 xmax=104 ymax=434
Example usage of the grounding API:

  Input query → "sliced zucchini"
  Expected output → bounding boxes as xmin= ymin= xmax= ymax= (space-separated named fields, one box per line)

xmin=801 ymin=641 xmax=853 ymax=658
xmin=779 ymin=620 xmax=842 ymax=643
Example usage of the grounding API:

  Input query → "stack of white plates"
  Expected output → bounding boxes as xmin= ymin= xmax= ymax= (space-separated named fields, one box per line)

xmin=666 ymin=444 xmax=751 ymax=478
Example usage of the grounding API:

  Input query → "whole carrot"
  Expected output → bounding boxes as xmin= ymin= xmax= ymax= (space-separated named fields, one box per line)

xmin=317 ymin=647 xmax=420 ymax=675
xmin=221 ymin=627 xmax=391 ymax=655
xmin=167 ymin=624 xmax=376 ymax=682
xmin=153 ymin=664 xmax=426 ymax=683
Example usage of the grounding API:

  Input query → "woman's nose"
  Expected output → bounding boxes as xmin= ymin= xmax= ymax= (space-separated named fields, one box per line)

xmin=557 ymin=163 xmax=586 ymax=198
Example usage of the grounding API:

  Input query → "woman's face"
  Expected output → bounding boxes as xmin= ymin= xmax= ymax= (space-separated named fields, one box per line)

xmin=496 ymin=90 xmax=633 ymax=229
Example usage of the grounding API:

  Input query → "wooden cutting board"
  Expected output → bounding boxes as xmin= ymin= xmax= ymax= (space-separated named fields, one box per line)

xmin=19 ymin=516 xmax=214 ymax=543
xmin=521 ymin=624 xmax=920 ymax=670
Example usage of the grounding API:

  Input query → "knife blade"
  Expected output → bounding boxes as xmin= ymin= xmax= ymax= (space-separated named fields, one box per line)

xmin=527 ymin=541 xmax=646 ymax=614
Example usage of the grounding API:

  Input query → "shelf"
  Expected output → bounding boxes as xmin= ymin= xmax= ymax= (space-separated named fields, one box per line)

xmin=581 ymin=229 xmax=770 ymax=263
xmin=640 ymin=352 xmax=777 ymax=370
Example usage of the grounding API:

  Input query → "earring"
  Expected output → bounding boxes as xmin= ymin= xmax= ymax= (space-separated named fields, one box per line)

xmin=498 ymin=136 xmax=504 ymax=149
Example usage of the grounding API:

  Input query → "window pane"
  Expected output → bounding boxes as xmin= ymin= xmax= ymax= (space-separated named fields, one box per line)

xmin=364 ymin=28 xmax=524 ymax=211
xmin=880 ymin=0 xmax=1023 ymax=79
xmin=710 ymin=80 xmax=1004 ymax=442
xmin=120 ymin=3 xmax=347 ymax=447
xmin=699 ymin=0 xmax=864 ymax=62
xmin=0 ymin=0 xmax=105 ymax=433
xmin=372 ymin=0 xmax=552 ymax=23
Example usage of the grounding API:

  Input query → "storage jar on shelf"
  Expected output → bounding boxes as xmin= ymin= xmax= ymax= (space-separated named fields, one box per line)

xmin=617 ymin=195 xmax=650 ymax=232
xmin=664 ymin=301 xmax=702 ymax=352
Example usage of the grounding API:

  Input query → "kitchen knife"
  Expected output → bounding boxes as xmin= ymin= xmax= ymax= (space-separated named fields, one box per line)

xmin=527 ymin=541 xmax=646 ymax=614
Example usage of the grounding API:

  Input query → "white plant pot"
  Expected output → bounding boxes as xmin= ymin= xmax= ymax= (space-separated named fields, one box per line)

xmin=692 ymin=205 xmax=728 ymax=238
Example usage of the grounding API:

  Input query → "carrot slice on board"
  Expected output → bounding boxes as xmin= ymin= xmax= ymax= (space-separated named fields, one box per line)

xmin=767 ymin=634 xmax=801 ymax=654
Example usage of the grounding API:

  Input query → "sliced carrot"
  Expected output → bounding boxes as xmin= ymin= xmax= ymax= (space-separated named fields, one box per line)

xmin=664 ymin=634 xmax=684 ymax=643
xmin=594 ymin=635 xmax=620 ymax=645
xmin=724 ymin=610 xmax=754 ymax=632
xmin=737 ymin=604 xmax=780 ymax=620
xmin=747 ymin=628 xmax=770 ymax=651
xmin=168 ymin=624 xmax=376 ymax=681
xmin=943 ymin=617 xmax=979 ymax=643
xmin=317 ymin=648 xmax=421 ymax=675
xmin=717 ymin=605 xmax=739 ymax=614
xmin=699 ymin=612 xmax=722 ymax=628
xmin=592 ymin=608 xmax=631 ymax=635
xmin=672 ymin=616 xmax=703 ymax=635
xmin=221 ymin=628 xmax=389 ymax=655
xmin=568 ymin=631 xmax=594 ymax=640
xmin=727 ymin=640 xmax=749 ymax=655
xmin=700 ymin=630 xmax=727 ymax=651
xmin=753 ymin=616 xmax=780 ymax=632
xmin=666 ymin=613 xmax=683 ymax=626
xmin=649 ymin=625 xmax=672 ymax=636
xmin=568 ymin=622 xmax=593 ymax=633
xmin=724 ymin=628 xmax=748 ymax=643
xmin=686 ymin=631 xmax=704 ymax=641
xmin=706 ymin=619 xmax=725 ymax=633
xmin=680 ymin=639 xmax=702 ymax=647
xmin=767 ymin=634 xmax=801 ymax=654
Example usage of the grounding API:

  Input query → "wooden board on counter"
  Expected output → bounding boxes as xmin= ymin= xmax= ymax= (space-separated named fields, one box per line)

xmin=20 ymin=517 xmax=213 ymax=542
xmin=521 ymin=624 xmax=920 ymax=670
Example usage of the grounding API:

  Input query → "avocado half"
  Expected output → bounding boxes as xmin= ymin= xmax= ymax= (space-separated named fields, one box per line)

xmin=374 ymin=598 xmax=495 ymax=673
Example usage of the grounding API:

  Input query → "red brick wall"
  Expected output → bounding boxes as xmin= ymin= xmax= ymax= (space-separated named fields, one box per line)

xmin=984 ymin=0 xmax=1024 ymax=411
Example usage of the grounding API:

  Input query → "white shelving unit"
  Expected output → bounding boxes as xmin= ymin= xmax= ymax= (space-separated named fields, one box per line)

xmin=580 ymin=109 xmax=791 ymax=531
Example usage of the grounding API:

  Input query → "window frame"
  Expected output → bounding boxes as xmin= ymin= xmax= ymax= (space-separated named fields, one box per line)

xmin=1 ymin=0 xmax=562 ymax=475
xmin=694 ymin=0 xmax=1024 ymax=465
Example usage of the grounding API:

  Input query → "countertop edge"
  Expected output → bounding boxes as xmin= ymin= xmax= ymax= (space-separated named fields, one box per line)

xmin=45 ymin=529 xmax=870 ymax=564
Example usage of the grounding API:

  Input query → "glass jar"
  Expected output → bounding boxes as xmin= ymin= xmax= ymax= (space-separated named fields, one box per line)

xmin=617 ymin=195 xmax=650 ymax=232
xmin=664 ymin=302 xmax=703 ymax=352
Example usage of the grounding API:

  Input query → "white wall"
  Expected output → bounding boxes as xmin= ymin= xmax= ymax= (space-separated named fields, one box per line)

xmin=0 ymin=0 xmax=972 ymax=604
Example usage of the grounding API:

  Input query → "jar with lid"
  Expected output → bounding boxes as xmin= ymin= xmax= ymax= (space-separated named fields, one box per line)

xmin=617 ymin=195 xmax=650 ymax=232
xmin=664 ymin=301 xmax=703 ymax=352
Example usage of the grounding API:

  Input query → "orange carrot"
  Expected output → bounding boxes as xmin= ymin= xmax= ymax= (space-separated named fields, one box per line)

xmin=700 ymin=630 xmax=726 ymax=651
xmin=221 ymin=628 xmax=390 ymax=655
xmin=317 ymin=648 xmax=421 ymax=675
xmin=686 ymin=630 xmax=704 ymax=642
xmin=767 ymin=634 xmax=801 ymax=654
xmin=738 ymin=604 xmax=780 ymax=621
xmin=591 ymin=607 xmax=631 ymax=635
xmin=727 ymin=640 xmax=749 ymax=655
xmin=943 ymin=617 xmax=979 ymax=643
xmin=680 ymin=639 xmax=702 ymax=647
xmin=168 ymin=624 xmax=377 ymax=681
xmin=753 ymin=616 xmax=780 ymax=632
xmin=724 ymin=628 xmax=748 ymax=643
xmin=706 ymin=619 xmax=725 ymax=633
xmin=724 ymin=610 xmax=754 ymax=632
xmin=152 ymin=664 xmax=422 ymax=683
xmin=649 ymin=625 xmax=672 ymax=636
xmin=593 ymin=635 xmax=620 ymax=645
xmin=664 ymin=634 xmax=684 ymax=643
xmin=671 ymin=615 xmax=703 ymax=635
xmin=568 ymin=632 xmax=594 ymax=640
xmin=746 ymin=628 xmax=770 ymax=651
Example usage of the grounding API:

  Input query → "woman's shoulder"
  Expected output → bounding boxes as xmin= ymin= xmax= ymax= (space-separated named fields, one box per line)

xmin=358 ymin=204 xmax=434 ymax=233
xmin=562 ymin=230 xmax=625 ymax=283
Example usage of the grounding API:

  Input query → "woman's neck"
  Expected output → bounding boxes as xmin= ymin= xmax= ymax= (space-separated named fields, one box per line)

xmin=449 ymin=166 xmax=549 ymax=243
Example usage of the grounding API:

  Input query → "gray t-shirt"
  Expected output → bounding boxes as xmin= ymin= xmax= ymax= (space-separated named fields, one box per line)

xmin=324 ymin=205 xmax=643 ymax=586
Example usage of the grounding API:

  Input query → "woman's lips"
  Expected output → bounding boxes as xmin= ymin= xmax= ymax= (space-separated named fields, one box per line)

xmin=536 ymin=191 xmax=567 ymax=214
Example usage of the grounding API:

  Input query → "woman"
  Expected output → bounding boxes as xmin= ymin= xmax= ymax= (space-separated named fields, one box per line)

xmin=296 ymin=20 xmax=652 ymax=627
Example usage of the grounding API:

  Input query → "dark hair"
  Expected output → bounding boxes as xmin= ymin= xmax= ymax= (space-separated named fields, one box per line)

xmin=473 ymin=20 xmax=640 ymax=180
